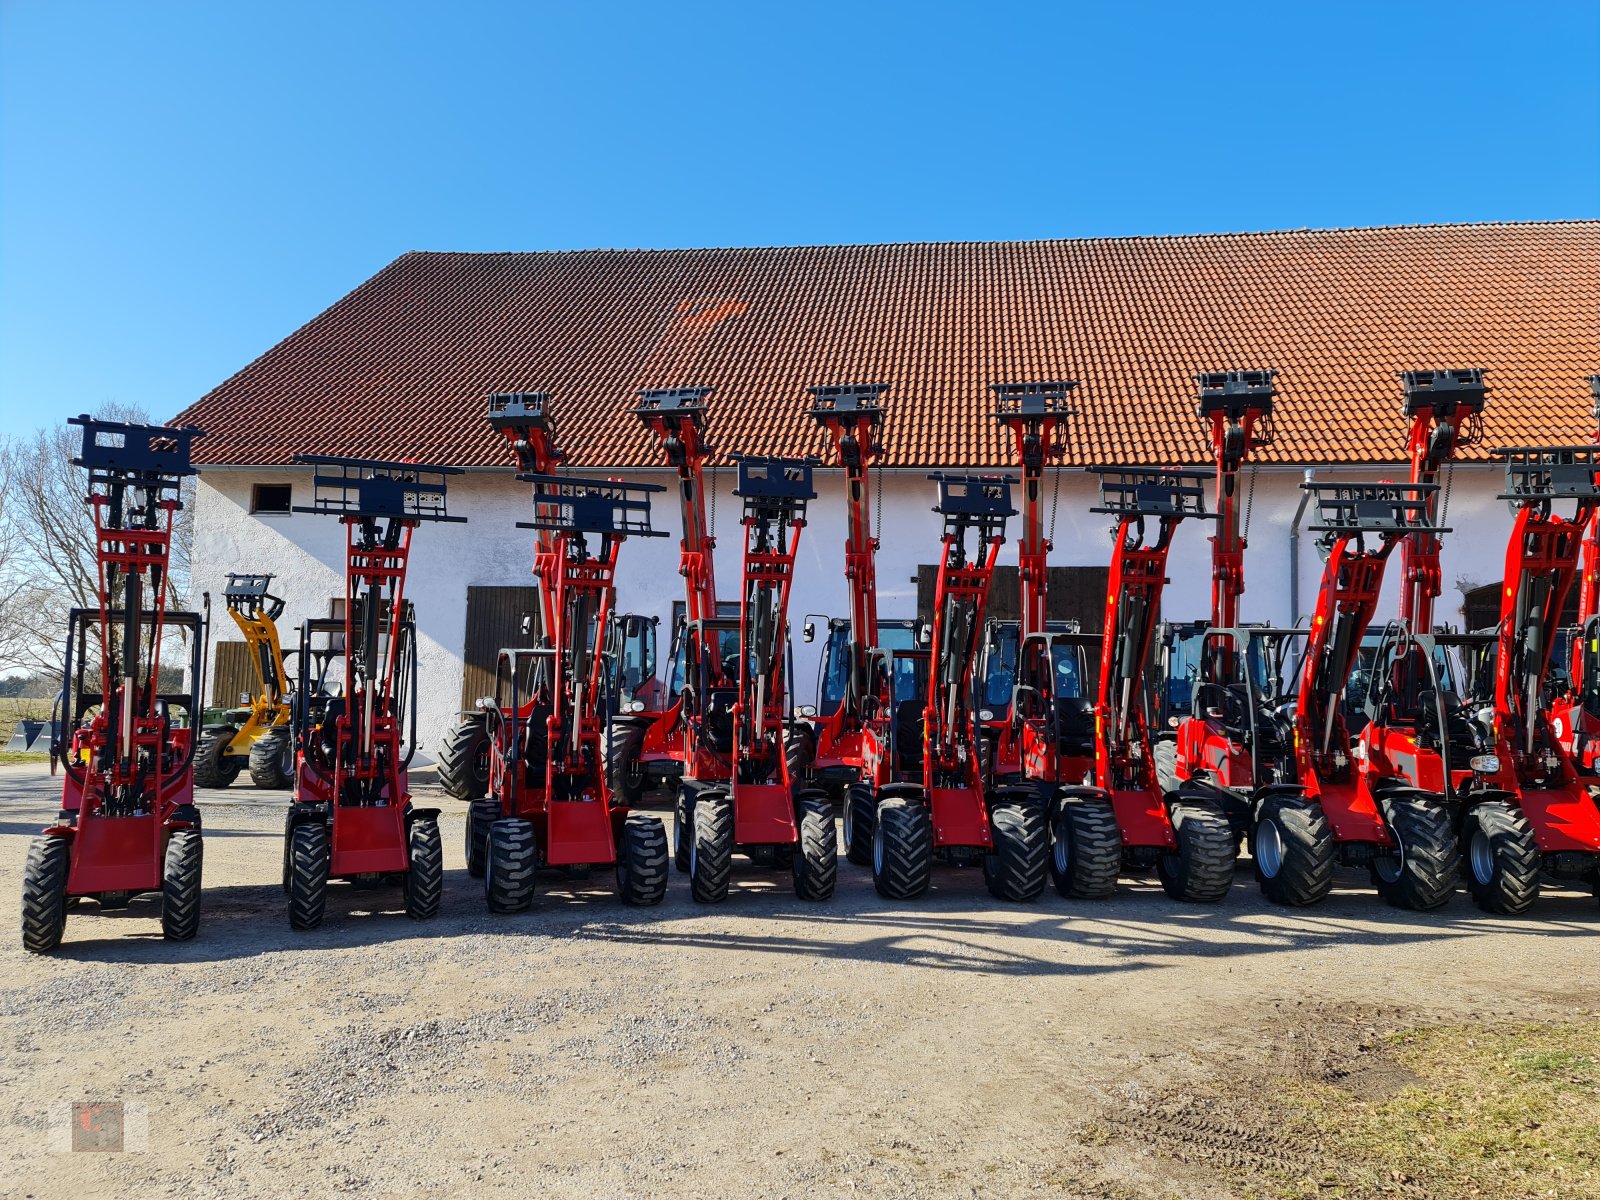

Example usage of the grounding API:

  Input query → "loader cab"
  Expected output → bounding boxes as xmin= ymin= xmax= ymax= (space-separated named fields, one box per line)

xmin=604 ymin=612 xmax=660 ymax=712
xmin=1009 ymin=630 xmax=1097 ymax=760
xmin=1361 ymin=625 xmax=1491 ymax=783
xmin=811 ymin=617 xmax=921 ymax=717
xmin=862 ymin=645 xmax=932 ymax=777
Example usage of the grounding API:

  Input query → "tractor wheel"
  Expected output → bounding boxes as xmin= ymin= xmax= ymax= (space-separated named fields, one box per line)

xmin=465 ymin=798 xmax=498 ymax=879
xmin=248 ymin=727 xmax=294 ymax=789
xmin=1463 ymin=801 xmax=1540 ymax=915
xmin=872 ymin=797 xmax=933 ymax=900
xmin=437 ymin=716 xmax=490 ymax=801
xmin=403 ymin=816 xmax=443 ymax=920
xmin=616 ymin=812 xmax=669 ymax=906
xmin=485 ymin=818 xmax=536 ymax=914
xmin=1050 ymin=796 xmax=1122 ymax=899
xmin=1372 ymin=794 xmax=1458 ymax=911
xmin=843 ymin=780 xmax=877 ymax=867
xmin=984 ymin=802 xmax=1048 ymax=902
xmin=193 ymin=727 xmax=242 ymax=789
xmin=1252 ymin=794 xmax=1335 ymax=907
xmin=792 ymin=790 xmax=838 ymax=901
xmin=21 ymin=835 xmax=71 ymax=954
xmin=1157 ymin=800 xmax=1235 ymax=903
xmin=607 ymin=721 xmax=647 ymax=807
xmin=1152 ymin=739 xmax=1181 ymax=796
xmin=785 ymin=724 xmax=817 ymax=791
xmin=287 ymin=821 xmax=330 ymax=930
xmin=161 ymin=829 xmax=203 ymax=941
xmin=673 ymin=784 xmax=697 ymax=873
xmin=689 ymin=795 xmax=734 ymax=904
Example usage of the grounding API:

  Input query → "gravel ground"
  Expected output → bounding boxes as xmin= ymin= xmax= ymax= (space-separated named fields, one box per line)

xmin=1 ymin=760 xmax=1597 ymax=1200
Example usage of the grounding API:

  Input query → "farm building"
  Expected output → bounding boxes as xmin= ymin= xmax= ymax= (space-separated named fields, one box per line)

xmin=174 ymin=221 xmax=1600 ymax=758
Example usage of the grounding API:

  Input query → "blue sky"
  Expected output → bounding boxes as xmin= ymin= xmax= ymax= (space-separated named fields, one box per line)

xmin=2 ymin=0 xmax=1596 ymax=431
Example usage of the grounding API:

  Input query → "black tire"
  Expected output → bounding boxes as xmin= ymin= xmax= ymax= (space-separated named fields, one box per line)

xmin=785 ymin=723 xmax=817 ymax=790
xmin=1152 ymin=739 xmax=1181 ymax=796
xmin=792 ymin=790 xmax=838 ymax=901
xmin=673 ymin=784 xmax=696 ymax=872
xmin=616 ymin=813 xmax=669 ymax=906
xmin=690 ymin=794 xmax=734 ymax=904
xmin=485 ymin=818 xmax=536 ymax=914
xmin=984 ymin=802 xmax=1048 ymax=901
xmin=465 ymin=798 xmax=498 ymax=879
xmin=872 ymin=796 xmax=933 ymax=900
xmin=287 ymin=821 xmax=330 ymax=930
xmin=161 ymin=828 xmax=203 ymax=941
xmin=193 ymin=727 xmax=242 ymax=789
xmin=248 ymin=726 xmax=294 ymax=789
xmin=844 ymin=780 xmax=876 ymax=866
xmin=1463 ymin=801 xmax=1539 ymax=915
xmin=1372 ymin=794 xmax=1458 ymax=911
xmin=1050 ymin=796 xmax=1122 ymax=899
xmin=403 ymin=817 xmax=443 ymax=920
xmin=1251 ymin=794 xmax=1335 ymax=907
xmin=1157 ymin=800 xmax=1235 ymax=903
xmin=438 ymin=716 xmax=490 ymax=801
xmin=21 ymin=835 xmax=71 ymax=954
xmin=607 ymin=721 xmax=647 ymax=807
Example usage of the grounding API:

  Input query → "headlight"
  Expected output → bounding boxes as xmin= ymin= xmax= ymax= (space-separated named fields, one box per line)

xmin=978 ymin=709 xmax=995 ymax=722
xmin=625 ymin=700 xmax=645 ymax=714
xmin=1470 ymin=754 xmax=1501 ymax=774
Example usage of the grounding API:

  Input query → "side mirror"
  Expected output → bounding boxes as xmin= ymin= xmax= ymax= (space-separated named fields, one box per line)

xmin=802 ymin=620 xmax=815 ymax=644
xmin=919 ymin=626 xmax=933 ymax=647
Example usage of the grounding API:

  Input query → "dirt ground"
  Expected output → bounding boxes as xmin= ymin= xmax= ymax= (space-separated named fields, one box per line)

xmin=1 ymin=760 xmax=1597 ymax=1200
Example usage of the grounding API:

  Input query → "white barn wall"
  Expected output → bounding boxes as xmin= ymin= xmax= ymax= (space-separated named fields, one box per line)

xmin=191 ymin=462 xmax=1517 ymax=757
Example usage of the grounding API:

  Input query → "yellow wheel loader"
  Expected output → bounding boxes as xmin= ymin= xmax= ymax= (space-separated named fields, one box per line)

xmin=194 ymin=574 xmax=295 ymax=789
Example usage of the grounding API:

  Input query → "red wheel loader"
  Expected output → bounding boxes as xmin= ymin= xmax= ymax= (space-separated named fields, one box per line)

xmin=1278 ymin=479 xmax=1462 ymax=909
xmin=282 ymin=456 xmax=464 ymax=929
xmin=460 ymin=392 xmax=672 ymax=911
xmin=22 ymin=417 xmax=207 ymax=953
xmin=790 ymin=384 xmax=923 ymax=862
xmin=1050 ymin=467 xmax=1236 ymax=902
xmin=859 ymin=473 xmax=1048 ymax=902
xmin=1463 ymin=446 xmax=1600 ymax=912
xmin=1165 ymin=370 xmax=1292 ymax=838
xmin=635 ymin=389 xmax=837 ymax=903
xmin=1551 ymin=375 xmax=1600 ymax=770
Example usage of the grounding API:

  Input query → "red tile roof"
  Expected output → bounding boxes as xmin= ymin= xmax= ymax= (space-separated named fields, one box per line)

xmin=175 ymin=222 xmax=1600 ymax=468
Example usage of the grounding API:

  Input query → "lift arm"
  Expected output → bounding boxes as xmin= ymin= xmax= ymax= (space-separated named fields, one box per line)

xmin=1489 ymin=447 xmax=1600 ymax=775
xmin=1088 ymin=467 xmax=1212 ymax=791
xmin=1577 ymin=376 xmax=1600 ymax=627
xmin=1196 ymin=371 xmax=1275 ymax=630
xmin=487 ymin=392 xmax=566 ymax=640
xmin=634 ymin=388 xmax=718 ymax=626
xmin=992 ymin=382 xmax=1078 ymax=639
xmin=1291 ymin=481 xmax=1439 ymax=784
xmin=292 ymin=456 xmax=465 ymax=785
xmin=809 ymin=384 xmax=887 ymax=720
xmin=924 ymin=474 xmax=1015 ymax=787
xmin=732 ymin=456 xmax=816 ymax=778
xmin=1397 ymin=369 xmax=1487 ymax=634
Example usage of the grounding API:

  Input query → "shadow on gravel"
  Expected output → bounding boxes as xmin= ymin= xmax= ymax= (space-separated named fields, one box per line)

xmin=32 ymin=855 xmax=1599 ymax=972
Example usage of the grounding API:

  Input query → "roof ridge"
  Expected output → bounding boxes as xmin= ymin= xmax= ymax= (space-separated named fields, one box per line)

xmin=397 ymin=219 xmax=1598 ymax=258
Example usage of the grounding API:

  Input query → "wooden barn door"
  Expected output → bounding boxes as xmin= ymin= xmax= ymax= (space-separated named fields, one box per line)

xmin=459 ymin=586 xmax=540 ymax=709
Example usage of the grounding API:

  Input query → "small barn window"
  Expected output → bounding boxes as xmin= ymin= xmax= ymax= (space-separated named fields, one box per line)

xmin=251 ymin=483 xmax=292 ymax=514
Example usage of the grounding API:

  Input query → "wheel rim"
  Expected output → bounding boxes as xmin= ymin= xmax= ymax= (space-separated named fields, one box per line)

xmin=1470 ymin=826 xmax=1496 ymax=885
xmin=1256 ymin=817 xmax=1284 ymax=879
xmin=843 ymin=797 xmax=854 ymax=848
xmin=1375 ymin=826 xmax=1406 ymax=884
xmin=872 ymin=814 xmax=885 ymax=875
xmin=1052 ymin=820 xmax=1069 ymax=875
xmin=690 ymin=818 xmax=699 ymax=877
